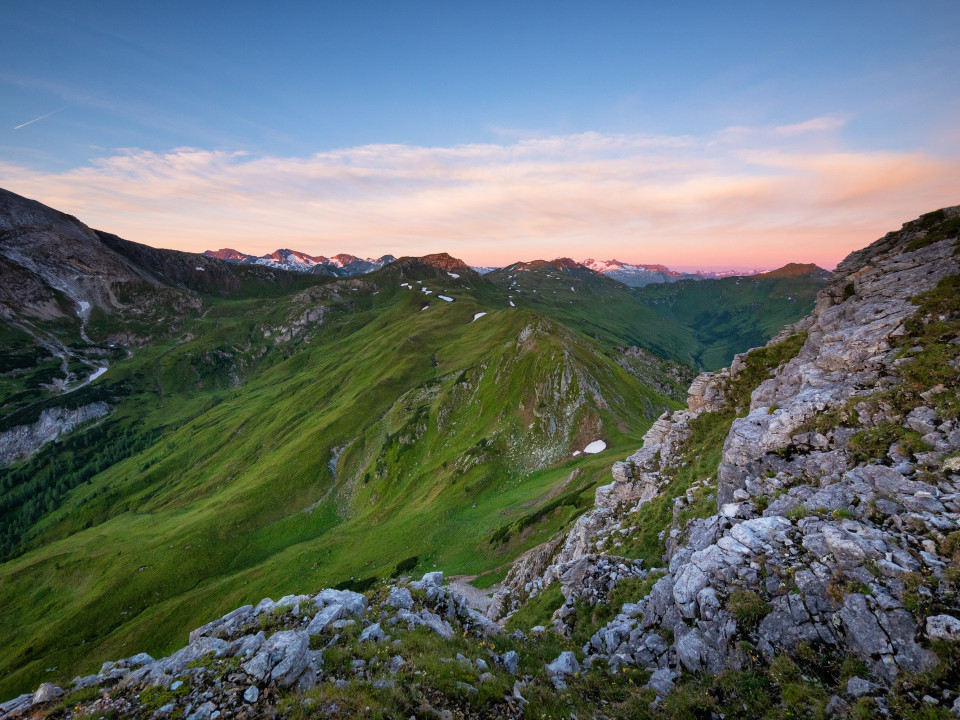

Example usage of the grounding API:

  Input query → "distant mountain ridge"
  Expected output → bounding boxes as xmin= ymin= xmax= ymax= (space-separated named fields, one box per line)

xmin=202 ymin=247 xmax=790 ymax=287
xmin=581 ymin=258 xmax=778 ymax=286
xmin=755 ymin=261 xmax=832 ymax=280
xmin=202 ymin=247 xmax=396 ymax=276
xmin=581 ymin=258 xmax=701 ymax=286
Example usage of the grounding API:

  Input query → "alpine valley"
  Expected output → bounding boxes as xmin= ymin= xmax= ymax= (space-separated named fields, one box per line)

xmin=1 ymin=187 xmax=959 ymax=720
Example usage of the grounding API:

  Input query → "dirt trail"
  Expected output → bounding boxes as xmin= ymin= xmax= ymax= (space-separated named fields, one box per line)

xmin=447 ymin=575 xmax=501 ymax=613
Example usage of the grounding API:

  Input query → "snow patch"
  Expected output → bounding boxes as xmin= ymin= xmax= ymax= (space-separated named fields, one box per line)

xmin=509 ymin=301 xmax=515 ymax=307
xmin=471 ymin=312 xmax=487 ymax=322
xmin=88 ymin=367 xmax=108 ymax=383
xmin=421 ymin=305 xmax=430 ymax=311
xmin=572 ymin=450 xmax=581 ymax=457
xmin=76 ymin=301 xmax=90 ymax=315
xmin=447 ymin=272 xmax=460 ymax=279
xmin=400 ymin=282 xmax=412 ymax=289
xmin=583 ymin=440 xmax=607 ymax=454
xmin=438 ymin=295 xmax=454 ymax=302
xmin=195 ymin=266 xmax=204 ymax=271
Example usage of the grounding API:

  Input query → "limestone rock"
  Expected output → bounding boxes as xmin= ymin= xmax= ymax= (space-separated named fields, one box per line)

xmin=384 ymin=586 xmax=414 ymax=610
xmin=927 ymin=614 xmax=960 ymax=642
xmin=359 ymin=622 xmax=386 ymax=643
xmin=241 ymin=630 xmax=310 ymax=688
xmin=31 ymin=683 xmax=63 ymax=705
xmin=545 ymin=651 xmax=580 ymax=676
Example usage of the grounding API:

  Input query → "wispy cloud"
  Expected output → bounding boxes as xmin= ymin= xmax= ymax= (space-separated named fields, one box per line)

xmin=2 ymin=122 xmax=958 ymax=268
xmin=774 ymin=115 xmax=849 ymax=135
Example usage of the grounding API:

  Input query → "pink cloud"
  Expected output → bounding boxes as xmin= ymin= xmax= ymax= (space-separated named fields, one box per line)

xmin=1 ymin=124 xmax=957 ymax=268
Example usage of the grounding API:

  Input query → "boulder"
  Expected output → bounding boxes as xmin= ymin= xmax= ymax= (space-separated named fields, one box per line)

xmin=359 ymin=622 xmax=386 ymax=643
xmin=384 ymin=586 xmax=414 ymax=610
xmin=189 ymin=604 xmax=254 ymax=643
xmin=417 ymin=609 xmax=454 ymax=639
xmin=31 ymin=683 xmax=63 ymax=705
xmin=646 ymin=668 xmax=676 ymax=697
xmin=241 ymin=630 xmax=310 ymax=688
xmin=413 ymin=571 xmax=444 ymax=589
xmin=846 ymin=677 xmax=880 ymax=697
xmin=314 ymin=588 xmax=367 ymax=616
xmin=306 ymin=603 xmax=346 ymax=635
xmin=926 ymin=614 xmax=960 ymax=642
xmin=228 ymin=631 xmax=265 ymax=659
xmin=153 ymin=636 xmax=229 ymax=677
xmin=0 ymin=694 xmax=33 ymax=716
xmin=545 ymin=651 xmax=580 ymax=676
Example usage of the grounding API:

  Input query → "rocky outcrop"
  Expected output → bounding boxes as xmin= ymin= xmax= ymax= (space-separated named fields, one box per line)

xmin=0 ymin=401 xmax=110 ymax=466
xmin=494 ymin=207 xmax=960 ymax=705
xmin=488 ymin=363 xmax=731 ymax=623
xmin=1 ymin=572 xmax=518 ymax=720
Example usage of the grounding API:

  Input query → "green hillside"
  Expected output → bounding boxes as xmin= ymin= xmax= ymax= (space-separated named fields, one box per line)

xmin=0 ymin=261 xmax=680 ymax=696
xmin=487 ymin=259 xmax=700 ymax=362
xmin=488 ymin=259 xmax=827 ymax=370
xmin=633 ymin=267 xmax=827 ymax=369
xmin=0 ymin=190 xmax=825 ymax=696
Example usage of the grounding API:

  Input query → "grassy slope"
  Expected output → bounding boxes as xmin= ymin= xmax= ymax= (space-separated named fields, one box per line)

xmin=487 ymin=262 xmax=700 ymax=363
xmin=487 ymin=262 xmax=824 ymax=371
xmin=0 ymin=269 xmax=679 ymax=696
xmin=633 ymin=273 xmax=823 ymax=369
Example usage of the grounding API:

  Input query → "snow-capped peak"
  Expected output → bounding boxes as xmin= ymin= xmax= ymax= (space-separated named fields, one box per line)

xmin=201 ymin=248 xmax=397 ymax=277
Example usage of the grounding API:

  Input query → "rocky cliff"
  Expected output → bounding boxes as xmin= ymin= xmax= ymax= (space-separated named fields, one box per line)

xmin=487 ymin=206 xmax=960 ymax=715
xmin=0 ymin=402 xmax=110 ymax=466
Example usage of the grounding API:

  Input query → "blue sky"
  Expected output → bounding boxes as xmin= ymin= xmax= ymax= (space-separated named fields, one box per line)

xmin=2 ymin=1 xmax=959 ymax=268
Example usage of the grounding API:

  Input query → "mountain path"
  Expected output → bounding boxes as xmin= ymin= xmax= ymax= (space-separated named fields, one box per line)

xmin=447 ymin=575 xmax=500 ymax=613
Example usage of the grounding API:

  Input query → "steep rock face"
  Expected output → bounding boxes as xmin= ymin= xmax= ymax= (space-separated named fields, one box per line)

xmin=499 ymin=207 xmax=960 ymax=696
xmin=718 ymin=223 xmax=959 ymax=507
xmin=0 ymin=188 xmax=153 ymax=320
xmin=488 ymin=366 xmax=729 ymax=620
xmin=0 ymin=402 xmax=111 ymax=466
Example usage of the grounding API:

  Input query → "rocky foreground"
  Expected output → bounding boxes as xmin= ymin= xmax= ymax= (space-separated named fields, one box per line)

xmin=3 ymin=207 xmax=960 ymax=719
xmin=487 ymin=206 xmax=960 ymax=717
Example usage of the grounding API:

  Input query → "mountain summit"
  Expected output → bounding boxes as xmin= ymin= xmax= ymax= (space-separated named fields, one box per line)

xmin=757 ymin=262 xmax=831 ymax=280
xmin=202 ymin=247 xmax=396 ymax=276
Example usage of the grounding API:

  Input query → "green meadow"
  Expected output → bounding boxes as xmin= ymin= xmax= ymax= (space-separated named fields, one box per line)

xmin=0 ymin=265 xmax=677 ymax=696
xmin=0 ymin=257 xmax=822 ymax=695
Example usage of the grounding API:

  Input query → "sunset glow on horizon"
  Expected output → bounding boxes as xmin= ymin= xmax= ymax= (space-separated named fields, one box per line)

xmin=2 ymin=1 xmax=959 ymax=270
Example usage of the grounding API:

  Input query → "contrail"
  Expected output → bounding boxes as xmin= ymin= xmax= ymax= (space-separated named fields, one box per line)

xmin=14 ymin=92 xmax=104 ymax=130
xmin=14 ymin=103 xmax=76 ymax=130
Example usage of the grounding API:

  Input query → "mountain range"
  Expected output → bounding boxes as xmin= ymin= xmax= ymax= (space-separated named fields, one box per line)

xmin=202 ymin=245 xmax=781 ymax=287
xmin=580 ymin=259 xmax=769 ymax=286
xmin=202 ymin=248 xmax=397 ymax=276
xmin=0 ymin=196 xmax=955 ymax=718
xmin=10 ymin=186 xmax=930 ymax=719
xmin=0 ymin=186 xmax=826 ymax=696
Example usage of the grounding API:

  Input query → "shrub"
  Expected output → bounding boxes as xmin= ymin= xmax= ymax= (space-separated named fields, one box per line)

xmin=726 ymin=590 xmax=770 ymax=629
xmin=392 ymin=555 xmax=419 ymax=576
xmin=847 ymin=423 xmax=930 ymax=464
xmin=786 ymin=503 xmax=809 ymax=521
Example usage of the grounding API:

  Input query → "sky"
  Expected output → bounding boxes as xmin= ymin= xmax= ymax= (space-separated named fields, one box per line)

xmin=1 ymin=1 xmax=959 ymax=270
